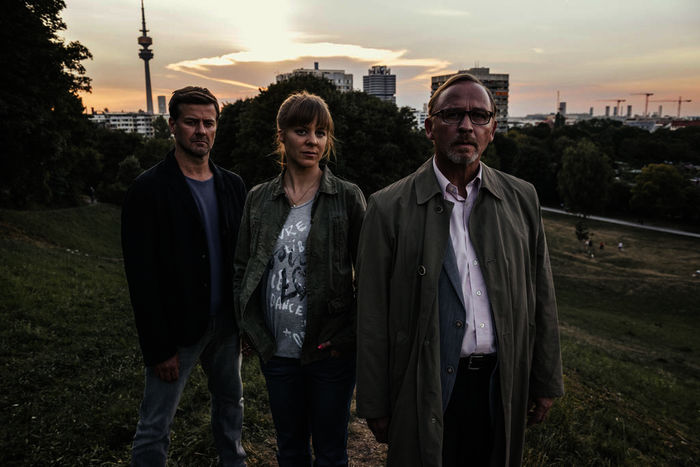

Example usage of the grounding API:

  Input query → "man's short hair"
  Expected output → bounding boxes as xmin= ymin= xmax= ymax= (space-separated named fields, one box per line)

xmin=428 ymin=73 xmax=497 ymax=117
xmin=168 ymin=86 xmax=220 ymax=121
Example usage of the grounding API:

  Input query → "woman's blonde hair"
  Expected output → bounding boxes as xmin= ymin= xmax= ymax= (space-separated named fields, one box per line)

xmin=276 ymin=92 xmax=336 ymax=165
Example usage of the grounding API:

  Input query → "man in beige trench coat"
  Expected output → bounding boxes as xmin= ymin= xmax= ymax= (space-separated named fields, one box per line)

xmin=355 ymin=73 xmax=564 ymax=466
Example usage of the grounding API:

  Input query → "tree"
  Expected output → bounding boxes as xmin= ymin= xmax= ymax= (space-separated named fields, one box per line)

xmin=554 ymin=112 xmax=565 ymax=129
xmin=152 ymin=116 xmax=171 ymax=140
xmin=507 ymin=133 xmax=559 ymax=203
xmin=0 ymin=0 xmax=93 ymax=206
xmin=214 ymin=75 xmax=431 ymax=196
xmin=630 ymin=163 xmax=687 ymax=219
xmin=557 ymin=139 xmax=613 ymax=215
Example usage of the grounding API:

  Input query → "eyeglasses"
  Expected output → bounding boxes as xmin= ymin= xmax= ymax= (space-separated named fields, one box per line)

xmin=430 ymin=108 xmax=494 ymax=126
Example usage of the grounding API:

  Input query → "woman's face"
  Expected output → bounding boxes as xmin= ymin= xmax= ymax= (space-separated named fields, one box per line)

xmin=280 ymin=119 xmax=328 ymax=170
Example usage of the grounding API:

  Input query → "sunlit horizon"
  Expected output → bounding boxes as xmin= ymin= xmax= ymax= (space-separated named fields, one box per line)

xmin=64 ymin=0 xmax=700 ymax=117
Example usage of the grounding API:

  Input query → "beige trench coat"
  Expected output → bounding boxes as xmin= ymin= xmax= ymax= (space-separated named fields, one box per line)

xmin=356 ymin=158 xmax=564 ymax=466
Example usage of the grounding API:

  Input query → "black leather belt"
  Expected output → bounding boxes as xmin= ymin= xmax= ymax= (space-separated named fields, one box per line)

xmin=460 ymin=353 xmax=497 ymax=371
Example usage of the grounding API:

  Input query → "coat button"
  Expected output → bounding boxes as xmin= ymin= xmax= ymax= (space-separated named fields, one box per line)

xmin=446 ymin=366 xmax=454 ymax=374
xmin=455 ymin=320 xmax=463 ymax=328
xmin=417 ymin=265 xmax=426 ymax=276
xmin=435 ymin=205 xmax=444 ymax=213
xmin=431 ymin=417 xmax=437 ymax=424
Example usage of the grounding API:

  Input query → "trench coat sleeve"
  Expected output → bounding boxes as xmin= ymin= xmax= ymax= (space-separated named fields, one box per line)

xmin=530 ymin=208 xmax=565 ymax=398
xmin=232 ymin=192 xmax=254 ymax=329
xmin=356 ymin=194 xmax=393 ymax=419
xmin=121 ymin=181 xmax=175 ymax=366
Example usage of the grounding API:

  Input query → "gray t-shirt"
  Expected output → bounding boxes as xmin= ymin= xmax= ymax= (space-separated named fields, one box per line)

xmin=266 ymin=198 xmax=313 ymax=358
xmin=185 ymin=176 xmax=223 ymax=316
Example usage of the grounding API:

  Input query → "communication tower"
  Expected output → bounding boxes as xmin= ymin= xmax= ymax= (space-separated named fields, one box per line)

xmin=138 ymin=0 xmax=154 ymax=114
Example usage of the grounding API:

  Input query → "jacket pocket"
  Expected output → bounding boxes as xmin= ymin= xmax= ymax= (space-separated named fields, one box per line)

xmin=327 ymin=295 xmax=352 ymax=315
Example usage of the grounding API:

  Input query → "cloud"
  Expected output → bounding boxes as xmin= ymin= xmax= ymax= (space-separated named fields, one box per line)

xmin=167 ymin=42 xmax=450 ymax=90
xmin=532 ymin=48 xmax=544 ymax=54
xmin=420 ymin=9 xmax=471 ymax=17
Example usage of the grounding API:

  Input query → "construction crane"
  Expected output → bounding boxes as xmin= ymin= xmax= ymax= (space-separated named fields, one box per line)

xmin=597 ymin=99 xmax=626 ymax=117
xmin=631 ymin=92 xmax=654 ymax=117
xmin=649 ymin=96 xmax=692 ymax=118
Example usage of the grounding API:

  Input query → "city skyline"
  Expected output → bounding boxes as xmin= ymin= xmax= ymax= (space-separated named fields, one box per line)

xmin=63 ymin=0 xmax=700 ymax=117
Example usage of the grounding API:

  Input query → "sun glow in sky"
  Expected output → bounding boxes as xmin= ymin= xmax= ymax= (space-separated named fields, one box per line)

xmin=63 ymin=0 xmax=700 ymax=117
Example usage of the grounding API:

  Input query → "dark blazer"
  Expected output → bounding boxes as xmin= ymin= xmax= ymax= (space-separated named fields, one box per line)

xmin=121 ymin=150 xmax=246 ymax=366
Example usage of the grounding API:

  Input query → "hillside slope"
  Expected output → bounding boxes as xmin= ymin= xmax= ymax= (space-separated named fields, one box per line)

xmin=0 ymin=206 xmax=698 ymax=465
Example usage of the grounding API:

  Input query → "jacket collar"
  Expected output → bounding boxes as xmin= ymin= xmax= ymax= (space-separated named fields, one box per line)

xmin=269 ymin=165 xmax=338 ymax=200
xmin=162 ymin=149 xmax=223 ymax=184
xmin=415 ymin=156 xmax=504 ymax=204
xmin=478 ymin=162 xmax=505 ymax=201
xmin=415 ymin=157 xmax=443 ymax=205
xmin=162 ymin=149 xmax=231 ymax=229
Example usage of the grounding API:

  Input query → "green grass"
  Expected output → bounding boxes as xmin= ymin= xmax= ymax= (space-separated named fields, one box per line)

xmin=0 ymin=206 xmax=698 ymax=465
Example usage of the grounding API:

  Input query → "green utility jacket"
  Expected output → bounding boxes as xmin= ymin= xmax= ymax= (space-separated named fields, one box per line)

xmin=356 ymin=158 xmax=564 ymax=466
xmin=234 ymin=166 xmax=366 ymax=364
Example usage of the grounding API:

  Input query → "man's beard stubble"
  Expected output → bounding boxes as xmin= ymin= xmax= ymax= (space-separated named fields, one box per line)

xmin=445 ymin=149 xmax=480 ymax=166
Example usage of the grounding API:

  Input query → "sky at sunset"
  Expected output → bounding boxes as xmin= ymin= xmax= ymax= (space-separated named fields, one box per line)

xmin=62 ymin=0 xmax=700 ymax=117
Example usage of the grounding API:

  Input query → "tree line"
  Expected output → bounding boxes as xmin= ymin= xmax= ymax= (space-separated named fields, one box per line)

xmin=3 ymin=0 xmax=699 ymax=226
xmin=482 ymin=119 xmax=700 ymax=223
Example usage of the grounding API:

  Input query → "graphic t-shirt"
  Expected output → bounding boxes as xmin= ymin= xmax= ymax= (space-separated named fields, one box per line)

xmin=265 ymin=198 xmax=313 ymax=358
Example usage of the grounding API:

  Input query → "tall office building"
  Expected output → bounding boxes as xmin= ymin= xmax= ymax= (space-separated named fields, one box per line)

xmin=431 ymin=67 xmax=509 ymax=122
xmin=276 ymin=62 xmax=353 ymax=93
xmin=157 ymin=95 xmax=167 ymax=115
xmin=363 ymin=66 xmax=396 ymax=104
xmin=558 ymin=101 xmax=567 ymax=116
xmin=411 ymin=104 xmax=429 ymax=129
xmin=137 ymin=0 xmax=154 ymax=114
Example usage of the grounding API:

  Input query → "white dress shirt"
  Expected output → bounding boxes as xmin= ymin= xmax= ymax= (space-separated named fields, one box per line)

xmin=433 ymin=157 xmax=497 ymax=356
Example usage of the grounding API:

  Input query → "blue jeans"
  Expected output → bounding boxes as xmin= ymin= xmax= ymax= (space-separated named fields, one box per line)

xmin=260 ymin=356 xmax=356 ymax=467
xmin=131 ymin=324 xmax=246 ymax=467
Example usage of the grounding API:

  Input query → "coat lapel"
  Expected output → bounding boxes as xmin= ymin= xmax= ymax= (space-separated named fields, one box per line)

xmin=163 ymin=151 xmax=202 ymax=226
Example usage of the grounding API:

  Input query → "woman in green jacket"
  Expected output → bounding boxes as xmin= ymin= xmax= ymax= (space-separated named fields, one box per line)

xmin=233 ymin=92 xmax=366 ymax=466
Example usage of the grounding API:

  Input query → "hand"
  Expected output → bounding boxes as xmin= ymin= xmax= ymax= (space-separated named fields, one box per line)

xmin=366 ymin=417 xmax=390 ymax=444
xmin=317 ymin=340 xmax=340 ymax=357
xmin=527 ymin=397 xmax=554 ymax=426
xmin=154 ymin=353 xmax=180 ymax=382
xmin=241 ymin=335 xmax=255 ymax=358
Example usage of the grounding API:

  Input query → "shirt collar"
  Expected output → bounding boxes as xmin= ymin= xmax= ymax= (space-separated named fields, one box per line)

xmin=432 ymin=156 xmax=482 ymax=201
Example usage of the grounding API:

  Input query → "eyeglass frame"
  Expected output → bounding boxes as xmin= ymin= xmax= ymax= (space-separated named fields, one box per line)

xmin=429 ymin=108 xmax=495 ymax=126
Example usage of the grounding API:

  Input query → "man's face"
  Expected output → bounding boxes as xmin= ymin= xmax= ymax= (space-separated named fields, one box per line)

xmin=425 ymin=81 xmax=497 ymax=166
xmin=169 ymin=103 xmax=218 ymax=159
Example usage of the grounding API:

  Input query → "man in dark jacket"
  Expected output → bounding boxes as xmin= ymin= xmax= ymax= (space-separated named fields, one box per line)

xmin=356 ymin=73 xmax=564 ymax=466
xmin=122 ymin=86 xmax=247 ymax=466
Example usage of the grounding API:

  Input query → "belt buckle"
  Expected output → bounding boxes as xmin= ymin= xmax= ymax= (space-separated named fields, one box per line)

xmin=467 ymin=354 xmax=484 ymax=370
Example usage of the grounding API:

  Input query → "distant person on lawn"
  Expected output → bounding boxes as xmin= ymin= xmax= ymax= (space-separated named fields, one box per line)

xmin=121 ymin=86 xmax=247 ymax=466
xmin=355 ymin=73 xmax=564 ymax=466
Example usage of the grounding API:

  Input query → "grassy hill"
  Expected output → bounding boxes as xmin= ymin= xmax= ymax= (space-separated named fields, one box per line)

xmin=0 ymin=205 xmax=698 ymax=465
